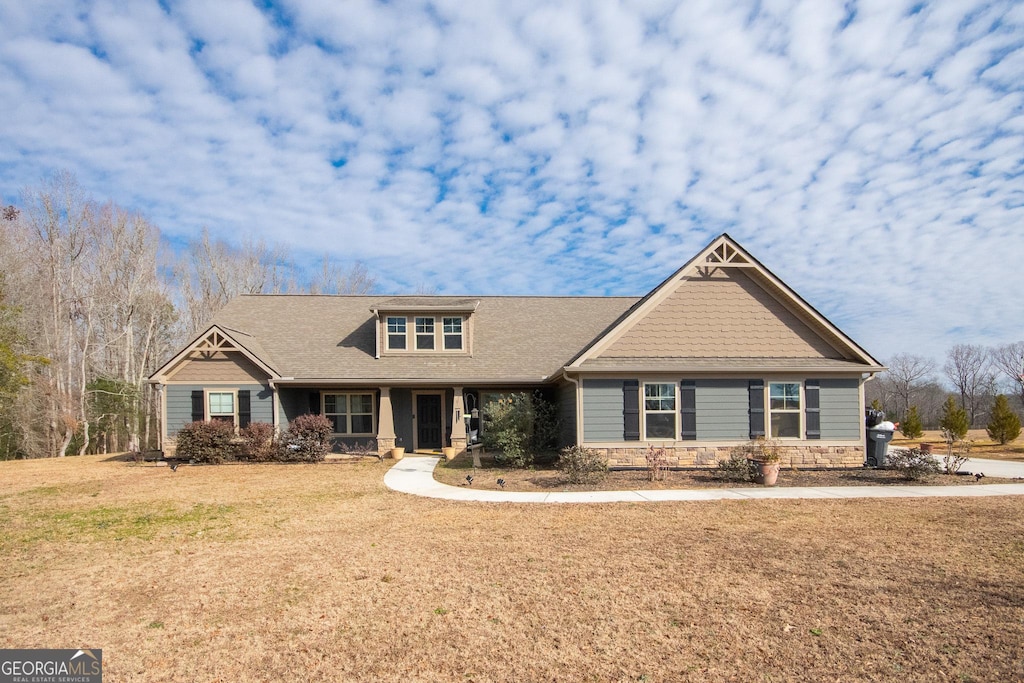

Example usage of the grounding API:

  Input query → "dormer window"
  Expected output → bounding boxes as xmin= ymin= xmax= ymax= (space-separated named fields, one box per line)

xmin=372 ymin=298 xmax=479 ymax=356
xmin=443 ymin=317 xmax=463 ymax=350
xmin=415 ymin=317 xmax=435 ymax=350
xmin=387 ymin=317 xmax=407 ymax=349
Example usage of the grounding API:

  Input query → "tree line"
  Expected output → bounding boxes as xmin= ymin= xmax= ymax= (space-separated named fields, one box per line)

xmin=0 ymin=172 xmax=376 ymax=459
xmin=866 ymin=344 xmax=1024 ymax=437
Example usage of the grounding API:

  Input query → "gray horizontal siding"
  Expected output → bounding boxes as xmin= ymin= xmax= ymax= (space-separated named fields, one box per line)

xmin=166 ymin=384 xmax=272 ymax=437
xmin=582 ymin=379 xmax=625 ymax=442
xmin=695 ymin=379 xmax=749 ymax=440
xmin=820 ymin=378 xmax=861 ymax=440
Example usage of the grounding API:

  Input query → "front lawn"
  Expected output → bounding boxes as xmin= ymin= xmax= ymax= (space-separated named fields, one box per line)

xmin=2 ymin=454 xmax=1023 ymax=681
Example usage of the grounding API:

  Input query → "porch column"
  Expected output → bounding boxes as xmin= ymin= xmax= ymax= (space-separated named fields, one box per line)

xmin=450 ymin=387 xmax=467 ymax=455
xmin=377 ymin=387 xmax=397 ymax=457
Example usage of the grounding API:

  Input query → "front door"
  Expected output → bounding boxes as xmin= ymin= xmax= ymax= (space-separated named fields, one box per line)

xmin=415 ymin=393 xmax=443 ymax=450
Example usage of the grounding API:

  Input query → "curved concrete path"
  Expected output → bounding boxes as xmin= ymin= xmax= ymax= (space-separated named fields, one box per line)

xmin=384 ymin=456 xmax=1024 ymax=504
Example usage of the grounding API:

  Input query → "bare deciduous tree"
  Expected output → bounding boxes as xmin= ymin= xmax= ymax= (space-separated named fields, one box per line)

xmin=176 ymin=228 xmax=292 ymax=335
xmin=990 ymin=342 xmax=1024 ymax=409
xmin=876 ymin=353 xmax=936 ymax=421
xmin=944 ymin=344 xmax=996 ymax=427
xmin=308 ymin=257 xmax=377 ymax=295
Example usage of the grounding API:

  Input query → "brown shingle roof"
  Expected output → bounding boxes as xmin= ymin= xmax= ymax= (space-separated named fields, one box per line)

xmin=208 ymin=295 xmax=638 ymax=384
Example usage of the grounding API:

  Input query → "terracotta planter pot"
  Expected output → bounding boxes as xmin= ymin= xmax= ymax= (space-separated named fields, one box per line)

xmin=919 ymin=443 xmax=933 ymax=454
xmin=757 ymin=461 xmax=780 ymax=486
xmin=391 ymin=447 xmax=405 ymax=460
xmin=442 ymin=447 xmax=456 ymax=461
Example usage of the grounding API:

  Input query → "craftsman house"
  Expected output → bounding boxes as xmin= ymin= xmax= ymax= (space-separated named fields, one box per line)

xmin=150 ymin=234 xmax=884 ymax=468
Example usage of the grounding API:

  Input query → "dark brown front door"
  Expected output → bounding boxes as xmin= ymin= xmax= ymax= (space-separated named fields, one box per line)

xmin=416 ymin=394 xmax=443 ymax=450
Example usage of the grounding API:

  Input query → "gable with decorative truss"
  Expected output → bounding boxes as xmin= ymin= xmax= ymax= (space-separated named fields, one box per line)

xmin=155 ymin=326 xmax=278 ymax=383
xmin=571 ymin=234 xmax=881 ymax=367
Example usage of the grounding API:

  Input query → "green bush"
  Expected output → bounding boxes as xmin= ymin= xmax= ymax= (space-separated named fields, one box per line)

xmin=557 ymin=445 xmax=608 ymax=484
xmin=279 ymin=414 xmax=333 ymax=462
xmin=717 ymin=448 xmax=757 ymax=482
xmin=481 ymin=392 xmax=559 ymax=468
xmin=987 ymin=394 xmax=1021 ymax=445
xmin=886 ymin=447 xmax=940 ymax=481
xmin=939 ymin=396 xmax=969 ymax=441
xmin=175 ymin=420 xmax=237 ymax=464
xmin=900 ymin=405 xmax=923 ymax=439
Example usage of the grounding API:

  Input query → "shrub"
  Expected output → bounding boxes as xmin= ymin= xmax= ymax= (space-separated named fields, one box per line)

xmin=886 ymin=447 xmax=940 ymax=481
xmin=941 ymin=429 xmax=971 ymax=475
xmin=986 ymin=394 xmax=1021 ymax=445
xmin=279 ymin=414 xmax=333 ymax=462
xmin=646 ymin=445 xmax=670 ymax=482
xmin=558 ymin=445 xmax=608 ymax=484
xmin=717 ymin=448 xmax=757 ymax=482
xmin=938 ymin=396 xmax=969 ymax=441
xmin=239 ymin=422 xmax=276 ymax=461
xmin=174 ymin=420 xmax=237 ymax=464
xmin=529 ymin=391 xmax=561 ymax=457
xmin=900 ymin=405 xmax=923 ymax=440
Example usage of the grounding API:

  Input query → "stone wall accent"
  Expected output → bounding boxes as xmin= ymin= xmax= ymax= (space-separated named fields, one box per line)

xmin=377 ymin=436 xmax=396 ymax=457
xmin=600 ymin=444 xmax=864 ymax=469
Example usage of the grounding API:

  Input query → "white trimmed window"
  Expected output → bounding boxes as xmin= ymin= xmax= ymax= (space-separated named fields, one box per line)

xmin=443 ymin=317 xmax=463 ymax=350
xmin=769 ymin=382 xmax=801 ymax=438
xmin=386 ymin=317 xmax=407 ymax=350
xmin=644 ymin=383 xmax=676 ymax=440
xmin=207 ymin=391 xmax=236 ymax=425
xmin=415 ymin=317 xmax=435 ymax=350
xmin=323 ymin=393 xmax=375 ymax=435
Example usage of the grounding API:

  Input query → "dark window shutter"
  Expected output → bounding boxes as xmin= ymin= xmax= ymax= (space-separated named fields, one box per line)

xmin=805 ymin=380 xmax=820 ymax=439
xmin=680 ymin=380 xmax=697 ymax=440
xmin=748 ymin=380 xmax=765 ymax=439
xmin=623 ymin=380 xmax=640 ymax=441
xmin=191 ymin=390 xmax=204 ymax=422
xmin=308 ymin=391 xmax=321 ymax=415
xmin=238 ymin=390 xmax=251 ymax=428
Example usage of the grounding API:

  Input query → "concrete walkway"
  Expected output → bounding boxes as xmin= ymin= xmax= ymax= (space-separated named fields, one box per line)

xmin=383 ymin=455 xmax=1024 ymax=504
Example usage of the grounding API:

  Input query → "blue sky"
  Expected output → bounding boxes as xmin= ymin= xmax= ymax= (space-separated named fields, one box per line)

xmin=1 ymin=0 xmax=1023 ymax=363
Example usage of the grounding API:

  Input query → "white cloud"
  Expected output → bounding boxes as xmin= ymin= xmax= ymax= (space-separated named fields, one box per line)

xmin=0 ymin=0 xmax=1022 ymax=364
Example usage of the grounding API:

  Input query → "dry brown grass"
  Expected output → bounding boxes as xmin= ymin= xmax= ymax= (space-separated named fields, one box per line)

xmin=893 ymin=428 xmax=1024 ymax=460
xmin=2 ymin=454 xmax=1024 ymax=682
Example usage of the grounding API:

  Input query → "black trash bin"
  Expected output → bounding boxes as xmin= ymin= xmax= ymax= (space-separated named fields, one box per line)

xmin=865 ymin=428 xmax=894 ymax=466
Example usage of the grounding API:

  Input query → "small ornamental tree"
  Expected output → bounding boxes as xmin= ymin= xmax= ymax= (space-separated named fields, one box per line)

xmin=987 ymin=394 xmax=1022 ymax=445
xmin=938 ymin=396 xmax=969 ymax=441
xmin=900 ymin=405 xmax=923 ymax=439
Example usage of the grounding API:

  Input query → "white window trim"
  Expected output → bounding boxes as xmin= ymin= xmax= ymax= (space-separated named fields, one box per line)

xmin=442 ymin=316 xmax=464 ymax=350
xmin=385 ymin=316 xmax=407 ymax=351
xmin=642 ymin=381 xmax=678 ymax=441
xmin=381 ymin=315 xmax=471 ymax=355
xmin=414 ymin=317 xmax=436 ymax=350
xmin=205 ymin=388 xmax=238 ymax=425
xmin=768 ymin=381 xmax=803 ymax=440
xmin=322 ymin=392 xmax=377 ymax=437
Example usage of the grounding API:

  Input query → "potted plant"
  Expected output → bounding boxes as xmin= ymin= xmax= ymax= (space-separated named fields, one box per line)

xmin=751 ymin=436 xmax=781 ymax=486
xmin=391 ymin=438 xmax=405 ymax=461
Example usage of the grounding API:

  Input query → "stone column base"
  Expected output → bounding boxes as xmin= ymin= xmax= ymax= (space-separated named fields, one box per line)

xmin=450 ymin=436 xmax=467 ymax=456
xmin=377 ymin=437 xmax=396 ymax=457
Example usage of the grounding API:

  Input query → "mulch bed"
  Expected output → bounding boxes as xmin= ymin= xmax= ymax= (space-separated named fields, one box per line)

xmin=434 ymin=453 xmax=1018 ymax=492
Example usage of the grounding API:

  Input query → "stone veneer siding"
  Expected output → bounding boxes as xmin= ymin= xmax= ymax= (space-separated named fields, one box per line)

xmin=600 ymin=444 xmax=865 ymax=469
